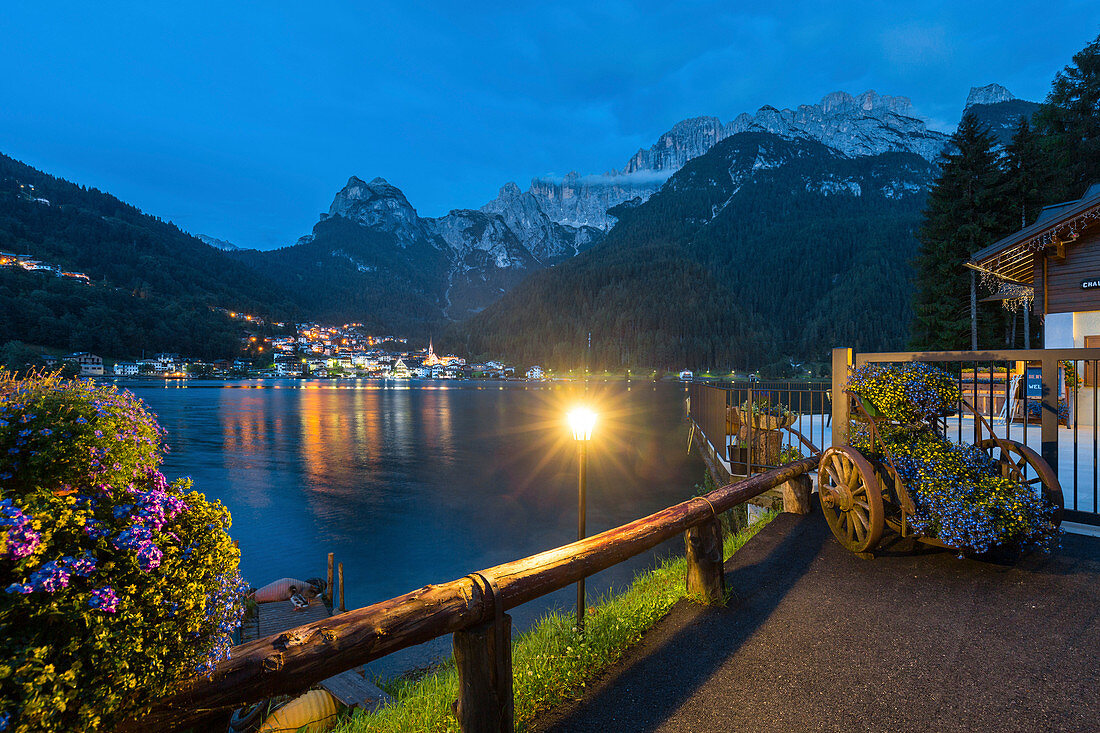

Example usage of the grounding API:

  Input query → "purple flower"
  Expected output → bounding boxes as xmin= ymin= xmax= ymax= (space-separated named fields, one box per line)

xmin=88 ymin=586 xmax=119 ymax=613
xmin=5 ymin=583 xmax=32 ymax=595
xmin=83 ymin=520 xmax=108 ymax=541
xmin=28 ymin=560 xmax=71 ymax=593
xmin=62 ymin=553 xmax=97 ymax=578
xmin=136 ymin=543 xmax=162 ymax=572
xmin=38 ymin=428 xmax=52 ymax=437
xmin=0 ymin=500 xmax=41 ymax=560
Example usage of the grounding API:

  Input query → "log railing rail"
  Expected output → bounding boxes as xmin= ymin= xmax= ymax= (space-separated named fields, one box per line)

xmin=123 ymin=456 xmax=819 ymax=733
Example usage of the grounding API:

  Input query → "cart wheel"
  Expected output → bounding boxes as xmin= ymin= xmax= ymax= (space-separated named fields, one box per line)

xmin=818 ymin=447 xmax=885 ymax=553
xmin=977 ymin=439 xmax=1064 ymax=527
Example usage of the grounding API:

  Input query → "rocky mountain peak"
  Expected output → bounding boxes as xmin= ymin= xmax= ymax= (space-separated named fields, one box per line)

xmin=326 ymin=175 xmax=423 ymax=245
xmin=965 ymin=83 xmax=1016 ymax=109
xmin=196 ymin=234 xmax=239 ymax=251
xmin=819 ymin=90 xmax=914 ymax=117
xmin=624 ymin=116 xmax=724 ymax=174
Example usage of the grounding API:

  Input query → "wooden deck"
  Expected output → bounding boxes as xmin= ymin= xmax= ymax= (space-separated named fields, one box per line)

xmin=239 ymin=596 xmax=391 ymax=712
xmin=240 ymin=596 xmax=331 ymax=642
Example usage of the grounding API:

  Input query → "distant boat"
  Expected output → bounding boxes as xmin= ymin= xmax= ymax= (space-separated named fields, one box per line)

xmin=679 ymin=370 xmax=693 ymax=381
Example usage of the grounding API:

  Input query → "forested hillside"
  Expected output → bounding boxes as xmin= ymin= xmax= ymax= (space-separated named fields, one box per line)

xmin=0 ymin=154 xmax=294 ymax=315
xmin=0 ymin=268 xmax=247 ymax=359
xmin=228 ymin=215 xmax=451 ymax=335
xmin=448 ymin=132 xmax=934 ymax=372
xmin=0 ymin=153 xmax=301 ymax=357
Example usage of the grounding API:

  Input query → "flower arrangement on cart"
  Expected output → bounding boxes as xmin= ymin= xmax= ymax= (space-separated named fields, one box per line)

xmin=819 ymin=363 xmax=1063 ymax=557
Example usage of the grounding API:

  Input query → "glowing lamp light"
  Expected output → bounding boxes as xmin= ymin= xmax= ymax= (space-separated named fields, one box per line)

xmin=568 ymin=408 xmax=596 ymax=442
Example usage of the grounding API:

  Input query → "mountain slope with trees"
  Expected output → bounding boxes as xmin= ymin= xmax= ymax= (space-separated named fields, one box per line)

xmin=448 ymin=133 xmax=935 ymax=372
xmin=0 ymin=153 xmax=295 ymax=316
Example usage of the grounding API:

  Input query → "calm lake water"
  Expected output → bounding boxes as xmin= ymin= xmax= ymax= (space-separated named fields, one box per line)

xmin=122 ymin=378 xmax=702 ymax=674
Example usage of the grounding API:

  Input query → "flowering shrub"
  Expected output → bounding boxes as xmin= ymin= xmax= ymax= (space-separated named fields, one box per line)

xmin=847 ymin=364 xmax=1059 ymax=555
xmin=0 ymin=371 xmax=247 ymax=732
xmin=740 ymin=396 xmax=792 ymax=420
xmin=846 ymin=363 xmax=960 ymax=423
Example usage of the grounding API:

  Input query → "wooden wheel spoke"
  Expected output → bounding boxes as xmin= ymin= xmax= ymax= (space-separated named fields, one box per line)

xmin=832 ymin=455 xmax=849 ymax=486
xmin=851 ymin=514 xmax=868 ymax=541
xmin=823 ymin=465 xmax=842 ymax=489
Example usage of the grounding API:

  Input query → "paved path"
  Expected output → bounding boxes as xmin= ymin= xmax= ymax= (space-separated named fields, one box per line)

xmin=534 ymin=512 xmax=1100 ymax=733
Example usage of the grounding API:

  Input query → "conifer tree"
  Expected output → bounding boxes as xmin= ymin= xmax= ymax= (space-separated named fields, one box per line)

xmin=910 ymin=114 xmax=1006 ymax=350
xmin=1002 ymin=117 xmax=1050 ymax=229
xmin=1034 ymin=32 xmax=1100 ymax=200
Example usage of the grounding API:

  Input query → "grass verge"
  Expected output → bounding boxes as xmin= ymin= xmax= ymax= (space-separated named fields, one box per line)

xmin=333 ymin=510 xmax=777 ymax=733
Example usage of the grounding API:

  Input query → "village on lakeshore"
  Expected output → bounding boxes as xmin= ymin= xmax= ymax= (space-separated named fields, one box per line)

xmin=31 ymin=320 xmax=581 ymax=381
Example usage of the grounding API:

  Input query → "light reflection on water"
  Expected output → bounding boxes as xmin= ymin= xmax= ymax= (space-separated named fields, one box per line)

xmin=125 ymin=379 xmax=701 ymax=674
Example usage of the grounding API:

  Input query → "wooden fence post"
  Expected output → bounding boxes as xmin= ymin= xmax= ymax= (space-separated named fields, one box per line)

xmin=831 ymin=347 xmax=853 ymax=448
xmin=338 ymin=563 xmax=345 ymax=613
xmin=327 ymin=553 xmax=334 ymax=605
xmin=685 ymin=516 xmax=725 ymax=604
xmin=454 ymin=614 xmax=514 ymax=733
xmin=779 ymin=474 xmax=812 ymax=514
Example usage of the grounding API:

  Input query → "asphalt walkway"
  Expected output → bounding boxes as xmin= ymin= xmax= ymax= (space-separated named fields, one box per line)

xmin=534 ymin=511 xmax=1100 ymax=733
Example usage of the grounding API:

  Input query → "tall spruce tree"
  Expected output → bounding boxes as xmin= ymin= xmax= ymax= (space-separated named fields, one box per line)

xmin=1002 ymin=117 xmax=1051 ymax=229
xmin=1034 ymin=32 xmax=1100 ymax=200
xmin=910 ymin=114 xmax=1007 ymax=350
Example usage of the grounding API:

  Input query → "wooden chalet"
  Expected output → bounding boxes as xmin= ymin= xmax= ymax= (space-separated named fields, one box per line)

xmin=969 ymin=183 xmax=1100 ymax=346
xmin=969 ymin=183 xmax=1100 ymax=422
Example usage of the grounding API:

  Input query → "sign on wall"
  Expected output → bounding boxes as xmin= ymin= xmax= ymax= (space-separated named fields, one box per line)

xmin=1025 ymin=366 xmax=1067 ymax=399
xmin=1082 ymin=279 xmax=1100 ymax=289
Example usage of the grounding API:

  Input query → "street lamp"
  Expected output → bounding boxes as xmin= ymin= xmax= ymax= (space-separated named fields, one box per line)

xmin=567 ymin=407 xmax=596 ymax=630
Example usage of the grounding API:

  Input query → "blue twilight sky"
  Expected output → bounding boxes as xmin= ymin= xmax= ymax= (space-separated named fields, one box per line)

xmin=1 ymin=2 xmax=1097 ymax=250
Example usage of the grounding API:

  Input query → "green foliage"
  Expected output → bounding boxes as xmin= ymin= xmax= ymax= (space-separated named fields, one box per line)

xmin=910 ymin=114 xmax=1009 ymax=351
xmin=0 ymin=269 xmax=248 ymax=360
xmin=0 ymin=342 xmax=76 ymax=379
xmin=1001 ymin=117 xmax=1052 ymax=230
xmin=0 ymin=372 xmax=246 ymax=732
xmin=1034 ymin=32 xmax=1100 ymax=201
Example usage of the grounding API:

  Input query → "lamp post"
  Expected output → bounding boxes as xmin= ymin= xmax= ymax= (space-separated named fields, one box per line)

xmin=568 ymin=407 xmax=596 ymax=631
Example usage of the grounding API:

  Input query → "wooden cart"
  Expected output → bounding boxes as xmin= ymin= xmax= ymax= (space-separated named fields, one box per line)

xmin=818 ymin=391 xmax=1065 ymax=554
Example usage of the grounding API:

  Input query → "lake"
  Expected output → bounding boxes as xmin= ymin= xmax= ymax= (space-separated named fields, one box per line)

xmin=123 ymin=378 xmax=703 ymax=674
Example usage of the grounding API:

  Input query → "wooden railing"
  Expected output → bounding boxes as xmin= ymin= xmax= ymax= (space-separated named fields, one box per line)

xmin=122 ymin=456 xmax=819 ymax=733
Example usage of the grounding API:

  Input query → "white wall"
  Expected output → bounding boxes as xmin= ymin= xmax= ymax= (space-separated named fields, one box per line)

xmin=1045 ymin=311 xmax=1074 ymax=348
xmin=1069 ymin=311 xmax=1100 ymax=426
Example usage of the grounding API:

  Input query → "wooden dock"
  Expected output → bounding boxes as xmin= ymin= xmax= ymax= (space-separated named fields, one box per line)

xmin=240 ymin=596 xmax=331 ymax=643
xmin=239 ymin=589 xmax=391 ymax=712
